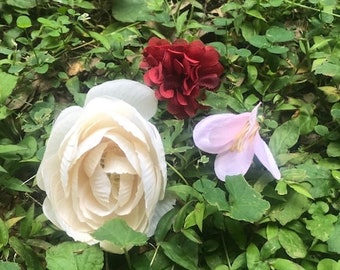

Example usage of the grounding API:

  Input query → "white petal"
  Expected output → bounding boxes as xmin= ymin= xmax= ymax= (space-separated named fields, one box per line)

xmin=146 ymin=195 xmax=175 ymax=236
xmin=103 ymin=153 xmax=136 ymax=174
xmin=85 ymin=79 xmax=158 ymax=120
xmin=36 ymin=106 xmax=82 ymax=189
xmin=115 ymin=174 xmax=144 ymax=215
xmin=88 ymin=165 xmax=112 ymax=204
xmin=82 ymin=142 xmax=108 ymax=177
xmin=254 ymin=134 xmax=281 ymax=180
xmin=44 ymin=106 xmax=83 ymax=157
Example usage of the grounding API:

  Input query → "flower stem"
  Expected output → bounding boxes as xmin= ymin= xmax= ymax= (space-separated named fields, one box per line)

xmin=124 ymin=249 xmax=133 ymax=270
xmin=167 ymin=161 xmax=189 ymax=185
xmin=221 ymin=232 xmax=232 ymax=269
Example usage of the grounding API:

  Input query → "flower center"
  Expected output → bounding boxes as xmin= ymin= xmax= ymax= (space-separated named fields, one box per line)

xmin=230 ymin=121 xmax=259 ymax=152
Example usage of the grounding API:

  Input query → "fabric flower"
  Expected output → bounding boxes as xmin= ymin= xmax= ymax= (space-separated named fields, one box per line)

xmin=193 ymin=103 xmax=281 ymax=181
xmin=36 ymin=79 xmax=172 ymax=253
xmin=140 ymin=37 xmax=224 ymax=119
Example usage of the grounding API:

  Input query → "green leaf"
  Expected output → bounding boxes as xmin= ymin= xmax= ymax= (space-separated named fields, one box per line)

xmin=9 ymin=236 xmax=43 ymax=270
xmin=0 ymin=177 xmax=33 ymax=192
xmin=175 ymin=10 xmax=189 ymax=35
xmin=111 ymin=0 xmax=154 ymax=22
xmin=305 ymin=213 xmax=337 ymax=241
xmin=296 ymin=163 xmax=333 ymax=198
xmin=328 ymin=219 xmax=340 ymax=253
xmin=248 ymin=35 xmax=271 ymax=49
xmin=231 ymin=253 xmax=247 ymax=270
xmin=173 ymin=201 xmax=194 ymax=232
xmin=269 ymin=192 xmax=311 ymax=225
xmin=16 ymin=15 xmax=32 ymax=29
xmin=160 ymin=234 xmax=198 ymax=270
xmin=203 ymin=186 xmax=229 ymax=211
xmin=225 ymin=175 xmax=270 ymax=222
xmin=278 ymin=228 xmax=307 ymax=258
xmin=6 ymin=0 xmax=37 ymax=8
xmin=192 ymin=202 xmax=205 ymax=231
xmin=267 ymin=45 xmax=289 ymax=54
xmin=167 ymin=184 xmax=202 ymax=201
xmin=270 ymin=258 xmax=306 ymax=270
xmin=0 ymin=262 xmax=21 ymax=270
xmin=0 ymin=218 xmax=9 ymax=248
xmin=193 ymin=178 xmax=229 ymax=211
xmin=0 ymin=144 xmax=26 ymax=156
xmin=92 ymin=219 xmax=147 ymax=251
xmin=181 ymin=228 xmax=202 ymax=244
xmin=225 ymin=218 xmax=247 ymax=249
xmin=317 ymin=258 xmax=340 ymax=270
xmin=260 ymin=238 xmax=281 ymax=260
xmin=246 ymin=243 xmax=261 ymax=269
xmin=89 ymin=31 xmax=110 ymax=50
xmin=318 ymin=86 xmax=340 ymax=103
xmin=269 ymin=120 xmax=300 ymax=156
xmin=0 ymin=72 xmax=18 ymax=104
xmin=65 ymin=76 xmax=85 ymax=106
xmin=154 ymin=208 xmax=178 ymax=242
xmin=0 ymin=106 xmax=10 ymax=120
xmin=161 ymin=120 xmax=192 ymax=154
xmin=331 ymin=103 xmax=340 ymax=120
xmin=247 ymin=65 xmax=258 ymax=84
xmin=327 ymin=142 xmax=340 ymax=157
xmin=246 ymin=10 xmax=267 ymax=21
xmin=46 ymin=242 xmax=104 ymax=270
xmin=314 ymin=61 xmax=340 ymax=77
xmin=266 ymin=27 xmax=295 ymax=43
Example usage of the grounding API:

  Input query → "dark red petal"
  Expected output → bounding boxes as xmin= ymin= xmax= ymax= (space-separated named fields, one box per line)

xmin=198 ymin=74 xmax=221 ymax=89
xmin=159 ymin=84 xmax=175 ymax=99
xmin=147 ymin=65 xmax=163 ymax=85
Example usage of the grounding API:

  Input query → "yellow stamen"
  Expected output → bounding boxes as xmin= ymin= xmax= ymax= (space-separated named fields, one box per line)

xmin=230 ymin=121 xmax=259 ymax=152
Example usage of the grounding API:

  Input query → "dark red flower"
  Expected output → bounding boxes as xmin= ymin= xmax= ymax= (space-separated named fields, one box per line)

xmin=140 ymin=37 xmax=224 ymax=118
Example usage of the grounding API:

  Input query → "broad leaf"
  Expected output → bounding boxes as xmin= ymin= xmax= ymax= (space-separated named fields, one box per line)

xmin=92 ymin=219 xmax=147 ymax=251
xmin=46 ymin=242 xmax=103 ymax=270
xmin=111 ymin=0 xmax=154 ymax=22
xmin=0 ymin=262 xmax=21 ymax=270
xmin=160 ymin=234 xmax=198 ymax=270
xmin=269 ymin=120 xmax=300 ymax=156
xmin=328 ymin=219 xmax=340 ymax=254
xmin=278 ymin=228 xmax=307 ymax=258
xmin=0 ymin=72 xmax=18 ymax=104
xmin=266 ymin=27 xmax=295 ymax=43
xmin=225 ymin=175 xmax=270 ymax=222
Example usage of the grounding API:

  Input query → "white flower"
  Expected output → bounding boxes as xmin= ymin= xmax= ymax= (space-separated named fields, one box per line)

xmin=36 ymin=79 xmax=172 ymax=253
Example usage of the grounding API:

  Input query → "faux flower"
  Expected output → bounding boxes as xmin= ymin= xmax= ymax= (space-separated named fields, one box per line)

xmin=36 ymin=79 xmax=172 ymax=253
xmin=140 ymin=37 xmax=224 ymax=119
xmin=193 ymin=103 xmax=281 ymax=181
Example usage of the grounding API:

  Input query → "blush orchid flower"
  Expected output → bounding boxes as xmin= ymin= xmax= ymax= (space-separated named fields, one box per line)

xmin=193 ymin=103 xmax=281 ymax=181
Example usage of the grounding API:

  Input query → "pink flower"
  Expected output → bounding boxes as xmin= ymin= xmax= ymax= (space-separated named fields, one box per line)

xmin=193 ymin=103 xmax=281 ymax=181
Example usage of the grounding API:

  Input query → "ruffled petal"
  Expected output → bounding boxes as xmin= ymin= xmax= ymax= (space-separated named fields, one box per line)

xmin=85 ymin=79 xmax=158 ymax=120
xmin=146 ymin=195 xmax=175 ymax=236
xmin=214 ymin=145 xmax=255 ymax=181
xmin=36 ymin=106 xmax=82 ymax=189
xmin=253 ymin=133 xmax=281 ymax=180
xmin=193 ymin=112 xmax=251 ymax=154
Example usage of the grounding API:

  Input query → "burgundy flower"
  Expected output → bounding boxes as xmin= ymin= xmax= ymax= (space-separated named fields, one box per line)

xmin=140 ymin=37 xmax=224 ymax=118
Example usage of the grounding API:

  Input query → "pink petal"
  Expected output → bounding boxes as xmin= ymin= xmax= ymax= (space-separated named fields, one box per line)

xmin=214 ymin=145 xmax=255 ymax=181
xmin=193 ymin=112 xmax=251 ymax=154
xmin=253 ymin=134 xmax=281 ymax=180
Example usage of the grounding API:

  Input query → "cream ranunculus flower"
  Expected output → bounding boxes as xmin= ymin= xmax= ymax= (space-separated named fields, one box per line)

xmin=36 ymin=79 xmax=172 ymax=253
